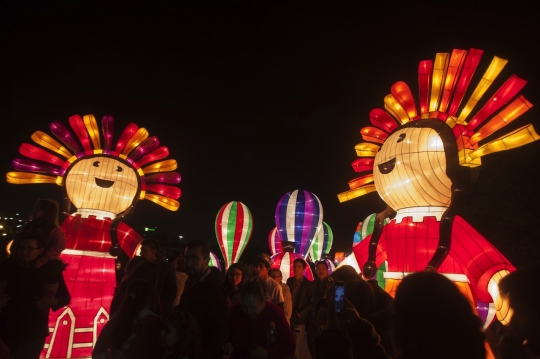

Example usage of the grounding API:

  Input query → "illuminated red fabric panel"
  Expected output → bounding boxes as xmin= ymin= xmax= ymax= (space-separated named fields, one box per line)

xmin=352 ymin=215 xmax=514 ymax=303
xmin=69 ymin=115 xmax=92 ymax=152
xmin=20 ymin=143 xmax=65 ymax=167
xmin=43 ymin=253 xmax=116 ymax=358
xmin=448 ymin=48 xmax=483 ymax=116
xmin=62 ymin=215 xmax=113 ymax=252
xmin=117 ymin=221 xmax=145 ymax=257
xmin=391 ymin=81 xmax=417 ymax=119
xmin=465 ymin=75 xmax=527 ymax=136
xmin=351 ymin=158 xmax=374 ymax=173
xmin=369 ymin=108 xmax=398 ymax=133
xmin=418 ymin=60 xmax=433 ymax=114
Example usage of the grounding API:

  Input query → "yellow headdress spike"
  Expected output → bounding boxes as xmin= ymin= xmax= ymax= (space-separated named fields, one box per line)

xmin=338 ymin=184 xmax=377 ymax=203
xmin=83 ymin=115 xmax=101 ymax=150
xmin=429 ymin=53 xmax=450 ymax=112
xmin=458 ymin=56 xmax=508 ymax=124
xmin=354 ymin=143 xmax=380 ymax=157
xmin=6 ymin=172 xmax=59 ymax=185
xmin=122 ymin=128 xmax=149 ymax=155
xmin=144 ymin=193 xmax=180 ymax=211
xmin=142 ymin=159 xmax=178 ymax=175
xmin=31 ymin=131 xmax=73 ymax=159
xmin=465 ymin=124 xmax=540 ymax=163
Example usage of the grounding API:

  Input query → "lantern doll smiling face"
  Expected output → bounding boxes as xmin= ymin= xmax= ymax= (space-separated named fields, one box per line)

xmin=65 ymin=156 xmax=139 ymax=215
xmin=373 ymin=125 xmax=453 ymax=212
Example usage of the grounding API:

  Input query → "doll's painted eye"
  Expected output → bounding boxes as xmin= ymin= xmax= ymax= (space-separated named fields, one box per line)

xmin=397 ymin=133 xmax=406 ymax=143
xmin=93 ymin=161 xmax=100 ymax=167
xmin=116 ymin=166 xmax=123 ymax=172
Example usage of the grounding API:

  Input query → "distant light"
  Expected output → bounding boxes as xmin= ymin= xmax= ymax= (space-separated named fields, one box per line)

xmin=179 ymin=235 xmax=183 ymax=239
xmin=0 ymin=225 xmax=3 ymax=229
xmin=2 ymin=233 xmax=6 ymax=236
xmin=16 ymin=213 xmax=19 ymax=216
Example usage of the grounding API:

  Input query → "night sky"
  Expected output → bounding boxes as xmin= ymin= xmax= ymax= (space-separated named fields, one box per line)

xmin=1 ymin=1 xmax=539 ymax=266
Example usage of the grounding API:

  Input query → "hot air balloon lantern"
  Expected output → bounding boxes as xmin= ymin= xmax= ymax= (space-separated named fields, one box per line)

xmin=338 ymin=48 xmax=539 ymax=328
xmin=271 ymin=251 xmax=314 ymax=282
xmin=209 ymin=251 xmax=223 ymax=272
xmin=268 ymin=227 xmax=283 ymax=255
xmin=215 ymin=201 xmax=253 ymax=269
xmin=275 ymin=189 xmax=323 ymax=258
xmin=348 ymin=213 xmax=389 ymax=288
xmin=308 ymin=221 xmax=333 ymax=262
xmin=6 ymin=114 xmax=181 ymax=358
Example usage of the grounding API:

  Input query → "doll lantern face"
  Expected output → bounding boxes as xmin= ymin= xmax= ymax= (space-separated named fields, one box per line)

xmin=373 ymin=126 xmax=453 ymax=212
xmin=65 ymin=156 xmax=139 ymax=214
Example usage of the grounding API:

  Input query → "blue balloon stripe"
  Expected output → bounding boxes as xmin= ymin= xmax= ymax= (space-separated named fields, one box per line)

xmin=277 ymin=194 xmax=290 ymax=243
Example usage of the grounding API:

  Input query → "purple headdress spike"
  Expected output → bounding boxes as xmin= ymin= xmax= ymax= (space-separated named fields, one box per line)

xmin=137 ymin=146 xmax=170 ymax=167
xmin=12 ymin=158 xmax=61 ymax=176
xmin=102 ymin=116 xmax=114 ymax=150
xmin=50 ymin=120 xmax=81 ymax=154
xmin=129 ymin=136 xmax=160 ymax=160
xmin=145 ymin=172 xmax=181 ymax=184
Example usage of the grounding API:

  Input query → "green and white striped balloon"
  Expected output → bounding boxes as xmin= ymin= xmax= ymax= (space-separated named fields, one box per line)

xmin=308 ymin=221 xmax=333 ymax=261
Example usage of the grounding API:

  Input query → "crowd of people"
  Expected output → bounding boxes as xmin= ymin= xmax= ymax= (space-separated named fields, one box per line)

xmin=0 ymin=199 xmax=539 ymax=359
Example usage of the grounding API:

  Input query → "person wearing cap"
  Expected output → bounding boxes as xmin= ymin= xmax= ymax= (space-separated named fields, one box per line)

xmin=253 ymin=254 xmax=284 ymax=309
xmin=269 ymin=268 xmax=292 ymax=324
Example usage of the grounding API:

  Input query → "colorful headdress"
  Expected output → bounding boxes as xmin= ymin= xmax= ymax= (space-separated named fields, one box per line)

xmin=339 ymin=48 xmax=539 ymax=202
xmin=6 ymin=114 xmax=181 ymax=211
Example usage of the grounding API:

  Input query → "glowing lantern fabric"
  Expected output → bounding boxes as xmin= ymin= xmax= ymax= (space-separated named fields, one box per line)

xmin=215 ymin=201 xmax=253 ymax=269
xmin=268 ymin=227 xmax=283 ymax=255
xmin=271 ymin=252 xmax=314 ymax=282
xmin=275 ymin=190 xmax=323 ymax=258
xmin=209 ymin=251 xmax=222 ymax=272
xmin=6 ymin=114 xmax=182 ymax=358
xmin=308 ymin=222 xmax=333 ymax=261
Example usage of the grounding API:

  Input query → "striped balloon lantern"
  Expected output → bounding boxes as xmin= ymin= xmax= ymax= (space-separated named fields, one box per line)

xmin=275 ymin=189 xmax=323 ymax=258
xmin=271 ymin=252 xmax=314 ymax=282
xmin=215 ymin=201 xmax=253 ymax=269
xmin=317 ymin=258 xmax=336 ymax=275
xmin=209 ymin=251 xmax=222 ymax=272
xmin=268 ymin=227 xmax=283 ymax=255
xmin=354 ymin=213 xmax=389 ymax=288
xmin=308 ymin=221 xmax=333 ymax=261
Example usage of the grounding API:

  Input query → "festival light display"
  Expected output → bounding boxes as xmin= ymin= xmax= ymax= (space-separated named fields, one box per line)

xmin=275 ymin=189 xmax=323 ymax=258
xmin=338 ymin=48 xmax=539 ymax=327
xmin=271 ymin=251 xmax=314 ymax=282
xmin=268 ymin=227 xmax=283 ymax=255
xmin=307 ymin=221 xmax=333 ymax=262
xmin=6 ymin=114 xmax=181 ymax=358
xmin=215 ymin=201 xmax=253 ymax=269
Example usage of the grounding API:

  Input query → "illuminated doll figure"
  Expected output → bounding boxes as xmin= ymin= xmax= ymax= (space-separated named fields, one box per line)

xmin=7 ymin=115 xmax=181 ymax=358
xmin=338 ymin=48 xmax=539 ymax=328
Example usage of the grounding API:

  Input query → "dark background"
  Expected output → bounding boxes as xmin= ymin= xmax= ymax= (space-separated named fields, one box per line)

xmin=1 ymin=1 xmax=539 ymax=266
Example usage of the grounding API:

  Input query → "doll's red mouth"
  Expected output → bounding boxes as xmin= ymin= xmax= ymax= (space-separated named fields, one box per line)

xmin=378 ymin=157 xmax=396 ymax=174
xmin=95 ymin=177 xmax=115 ymax=188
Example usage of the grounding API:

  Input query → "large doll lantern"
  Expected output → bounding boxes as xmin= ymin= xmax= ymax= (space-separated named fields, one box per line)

xmin=6 ymin=115 xmax=181 ymax=358
xmin=338 ymin=48 xmax=539 ymax=327
xmin=275 ymin=189 xmax=323 ymax=259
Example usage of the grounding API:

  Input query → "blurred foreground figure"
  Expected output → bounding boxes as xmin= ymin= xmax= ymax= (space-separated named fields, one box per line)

xmin=394 ymin=272 xmax=486 ymax=359
xmin=224 ymin=281 xmax=295 ymax=359
xmin=496 ymin=263 xmax=540 ymax=359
